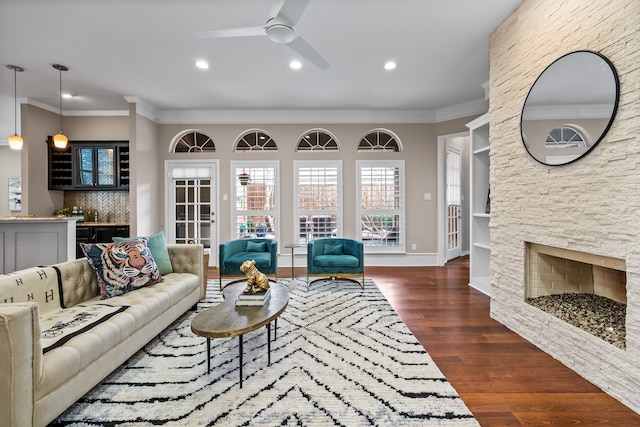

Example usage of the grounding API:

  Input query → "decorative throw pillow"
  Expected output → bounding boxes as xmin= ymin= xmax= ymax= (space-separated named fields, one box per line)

xmin=324 ymin=243 xmax=344 ymax=255
xmin=113 ymin=231 xmax=173 ymax=275
xmin=246 ymin=241 xmax=267 ymax=252
xmin=81 ymin=239 xmax=163 ymax=299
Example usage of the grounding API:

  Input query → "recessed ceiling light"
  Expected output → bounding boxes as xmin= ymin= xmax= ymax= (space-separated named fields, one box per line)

xmin=62 ymin=93 xmax=73 ymax=99
xmin=195 ymin=60 xmax=209 ymax=70
xmin=384 ymin=61 xmax=397 ymax=70
xmin=290 ymin=60 xmax=302 ymax=70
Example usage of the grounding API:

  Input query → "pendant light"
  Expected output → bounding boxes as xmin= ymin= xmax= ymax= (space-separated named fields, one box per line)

xmin=6 ymin=65 xmax=24 ymax=150
xmin=52 ymin=64 xmax=68 ymax=149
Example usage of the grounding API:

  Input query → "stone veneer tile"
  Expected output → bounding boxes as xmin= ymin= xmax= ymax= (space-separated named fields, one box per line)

xmin=489 ymin=0 xmax=640 ymax=413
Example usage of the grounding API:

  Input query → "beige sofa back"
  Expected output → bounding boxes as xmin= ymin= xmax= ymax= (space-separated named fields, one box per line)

xmin=54 ymin=258 xmax=100 ymax=308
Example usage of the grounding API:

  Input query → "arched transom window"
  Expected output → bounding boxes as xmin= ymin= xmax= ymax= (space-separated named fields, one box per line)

xmin=545 ymin=126 xmax=588 ymax=148
xmin=358 ymin=129 xmax=401 ymax=152
xmin=234 ymin=130 xmax=278 ymax=151
xmin=296 ymin=129 xmax=339 ymax=151
xmin=173 ymin=130 xmax=216 ymax=153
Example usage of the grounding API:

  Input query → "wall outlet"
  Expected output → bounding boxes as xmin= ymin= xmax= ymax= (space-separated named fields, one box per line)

xmin=411 ymin=243 xmax=417 ymax=250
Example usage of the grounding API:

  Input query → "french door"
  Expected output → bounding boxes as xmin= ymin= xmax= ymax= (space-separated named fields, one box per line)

xmin=165 ymin=161 xmax=217 ymax=266
xmin=446 ymin=144 xmax=462 ymax=261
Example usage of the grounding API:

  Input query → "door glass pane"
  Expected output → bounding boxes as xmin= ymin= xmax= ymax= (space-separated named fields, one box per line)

xmin=97 ymin=148 xmax=114 ymax=185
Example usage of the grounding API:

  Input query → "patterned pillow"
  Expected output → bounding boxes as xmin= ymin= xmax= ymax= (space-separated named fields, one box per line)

xmin=81 ymin=239 xmax=163 ymax=299
xmin=113 ymin=230 xmax=173 ymax=275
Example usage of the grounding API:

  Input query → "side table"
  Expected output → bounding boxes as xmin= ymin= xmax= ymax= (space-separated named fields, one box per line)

xmin=284 ymin=243 xmax=301 ymax=278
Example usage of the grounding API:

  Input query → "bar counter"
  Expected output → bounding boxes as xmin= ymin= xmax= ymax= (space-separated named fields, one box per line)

xmin=0 ymin=216 xmax=78 ymax=274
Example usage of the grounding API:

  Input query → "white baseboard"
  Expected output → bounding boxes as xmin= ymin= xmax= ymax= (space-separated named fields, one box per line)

xmin=278 ymin=252 xmax=440 ymax=268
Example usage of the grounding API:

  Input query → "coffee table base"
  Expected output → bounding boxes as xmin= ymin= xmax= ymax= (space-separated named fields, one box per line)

xmin=206 ymin=318 xmax=278 ymax=388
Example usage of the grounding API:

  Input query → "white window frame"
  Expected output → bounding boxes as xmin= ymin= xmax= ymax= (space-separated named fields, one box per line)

xmin=230 ymin=160 xmax=280 ymax=243
xmin=356 ymin=160 xmax=406 ymax=253
xmin=294 ymin=160 xmax=343 ymax=249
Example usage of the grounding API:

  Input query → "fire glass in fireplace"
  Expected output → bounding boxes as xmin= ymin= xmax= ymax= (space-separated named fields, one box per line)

xmin=525 ymin=243 xmax=626 ymax=349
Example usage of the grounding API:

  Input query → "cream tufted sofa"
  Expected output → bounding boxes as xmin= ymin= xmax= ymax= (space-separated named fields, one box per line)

xmin=0 ymin=244 xmax=205 ymax=427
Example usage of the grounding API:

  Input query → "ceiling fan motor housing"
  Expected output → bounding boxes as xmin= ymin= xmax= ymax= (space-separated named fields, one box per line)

xmin=266 ymin=19 xmax=297 ymax=44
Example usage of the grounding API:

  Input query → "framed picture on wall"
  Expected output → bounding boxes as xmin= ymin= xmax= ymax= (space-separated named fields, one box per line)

xmin=9 ymin=178 xmax=21 ymax=211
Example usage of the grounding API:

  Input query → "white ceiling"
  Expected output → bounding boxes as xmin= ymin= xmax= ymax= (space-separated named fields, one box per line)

xmin=0 ymin=0 xmax=521 ymax=135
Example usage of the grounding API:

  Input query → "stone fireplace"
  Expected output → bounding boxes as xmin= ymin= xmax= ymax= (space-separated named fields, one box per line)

xmin=525 ymin=243 xmax=626 ymax=349
xmin=488 ymin=0 xmax=640 ymax=414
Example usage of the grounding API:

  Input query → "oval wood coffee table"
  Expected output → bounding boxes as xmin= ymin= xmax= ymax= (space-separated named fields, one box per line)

xmin=191 ymin=281 xmax=289 ymax=388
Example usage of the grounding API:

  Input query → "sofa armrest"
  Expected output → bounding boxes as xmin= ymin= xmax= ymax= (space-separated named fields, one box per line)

xmin=0 ymin=302 xmax=41 ymax=427
xmin=167 ymin=243 xmax=204 ymax=277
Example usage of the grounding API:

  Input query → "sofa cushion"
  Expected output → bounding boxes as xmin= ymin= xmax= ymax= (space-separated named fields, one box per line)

xmin=40 ymin=304 xmax=129 ymax=353
xmin=113 ymin=231 xmax=173 ymax=275
xmin=314 ymin=254 xmax=360 ymax=268
xmin=36 ymin=271 xmax=201 ymax=401
xmin=246 ymin=240 xmax=267 ymax=252
xmin=80 ymin=239 xmax=163 ymax=299
xmin=225 ymin=252 xmax=272 ymax=270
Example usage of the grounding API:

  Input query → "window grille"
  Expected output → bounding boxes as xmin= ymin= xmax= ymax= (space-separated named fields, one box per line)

xmin=357 ymin=161 xmax=404 ymax=251
xmin=295 ymin=162 xmax=341 ymax=244
xmin=233 ymin=162 xmax=278 ymax=240
xmin=235 ymin=130 xmax=277 ymax=151
xmin=545 ymin=126 xmax=587 ymax=148
xmin=358 ymin=129 xmax=401 ymax=152
xmin=174 ymin=130 xmax=215 ymax=152
xmin=296 ymin=129 xmax=339 ymax=151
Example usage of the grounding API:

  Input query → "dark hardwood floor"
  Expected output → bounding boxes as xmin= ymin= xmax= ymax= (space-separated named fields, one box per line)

xmin=210 ymin=258 xmax=640 ymax=426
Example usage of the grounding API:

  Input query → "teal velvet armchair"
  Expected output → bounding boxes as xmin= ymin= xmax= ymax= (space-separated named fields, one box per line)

xmin=219 ymin=239 xmax=277 ymax=290
xmin=307 ymin=238 xmax=364 ymax=290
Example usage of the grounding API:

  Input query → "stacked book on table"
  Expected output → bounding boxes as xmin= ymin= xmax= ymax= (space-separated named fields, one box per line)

xmin=236 ymin=288 xmax=271 ymax=306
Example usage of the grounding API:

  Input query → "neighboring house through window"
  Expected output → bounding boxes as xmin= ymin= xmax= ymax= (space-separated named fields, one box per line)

xmin=357 ymin=160 xmax=405 ymax=252
xmin=295 ymin=160 xmax=342 ymax=245
xmin=232 ymin=161 xmax=279 ymax=241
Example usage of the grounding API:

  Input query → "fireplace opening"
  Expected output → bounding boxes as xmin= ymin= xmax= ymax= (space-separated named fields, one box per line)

xmin=525 ymin=243 xmax=626 ymax=349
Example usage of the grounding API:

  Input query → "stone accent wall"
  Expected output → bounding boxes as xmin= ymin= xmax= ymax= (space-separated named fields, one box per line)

xmin=489 ymin=0 xmax=640 ymax=413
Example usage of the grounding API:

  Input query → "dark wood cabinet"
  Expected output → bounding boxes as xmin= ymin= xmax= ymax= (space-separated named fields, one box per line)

xmin=48 ymin=139 xmax=130 ymax=191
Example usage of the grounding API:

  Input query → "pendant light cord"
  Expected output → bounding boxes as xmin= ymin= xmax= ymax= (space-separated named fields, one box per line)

xmin=58 ymin=67 xmax=63 ymax=132
xmin=13 ymin=67 xmax=17 ymax=134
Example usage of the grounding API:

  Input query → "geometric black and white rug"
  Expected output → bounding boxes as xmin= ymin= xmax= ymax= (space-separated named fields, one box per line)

xmin=50 ymin=278 xmax=479 ymax=426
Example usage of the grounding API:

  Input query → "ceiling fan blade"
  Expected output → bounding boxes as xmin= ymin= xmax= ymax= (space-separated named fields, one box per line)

xmin=275 ymin=0 xmax=311 ymax=26
xmin=195 ymin=26 xmax=266 ymax=39
xmin=287 ymin=35 xmax=330 ymax=70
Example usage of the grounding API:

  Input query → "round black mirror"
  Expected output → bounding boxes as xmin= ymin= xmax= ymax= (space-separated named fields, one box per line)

xmin=520 ymin=51 xmax=619 ymax=166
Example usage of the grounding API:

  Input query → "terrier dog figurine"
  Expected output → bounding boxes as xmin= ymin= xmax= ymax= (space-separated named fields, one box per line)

xmin=240 ymin=259 xmax=270 ymax=293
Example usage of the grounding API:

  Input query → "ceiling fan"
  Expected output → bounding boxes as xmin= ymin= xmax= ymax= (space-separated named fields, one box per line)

xmin=195 ymin=0 xmax=329 ymax=70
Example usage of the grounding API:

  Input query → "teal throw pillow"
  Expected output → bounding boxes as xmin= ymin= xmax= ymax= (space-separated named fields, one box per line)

xmin=114 ymin=231 xmax=173 ymax=275
xmin=324 ymin=244 xmax=344 ymax=255
xmin=246 ymin=241 xmax=267 ymax=252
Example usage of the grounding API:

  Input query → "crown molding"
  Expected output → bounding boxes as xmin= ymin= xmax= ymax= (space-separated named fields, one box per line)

xmin=435 ymin=98 xmax=488 ymax=123
xmin=522 ymin=104 xmax=613 ymax=120
xmin=155 ymin=109 xmax=438 ymax=124
xmin=23 ymin=98 xmax=128 ymax=117
xmin=24 ymin=96 xmax=489 ymax=124
xmin=125 ymin=96 xmax=159 ymax=122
